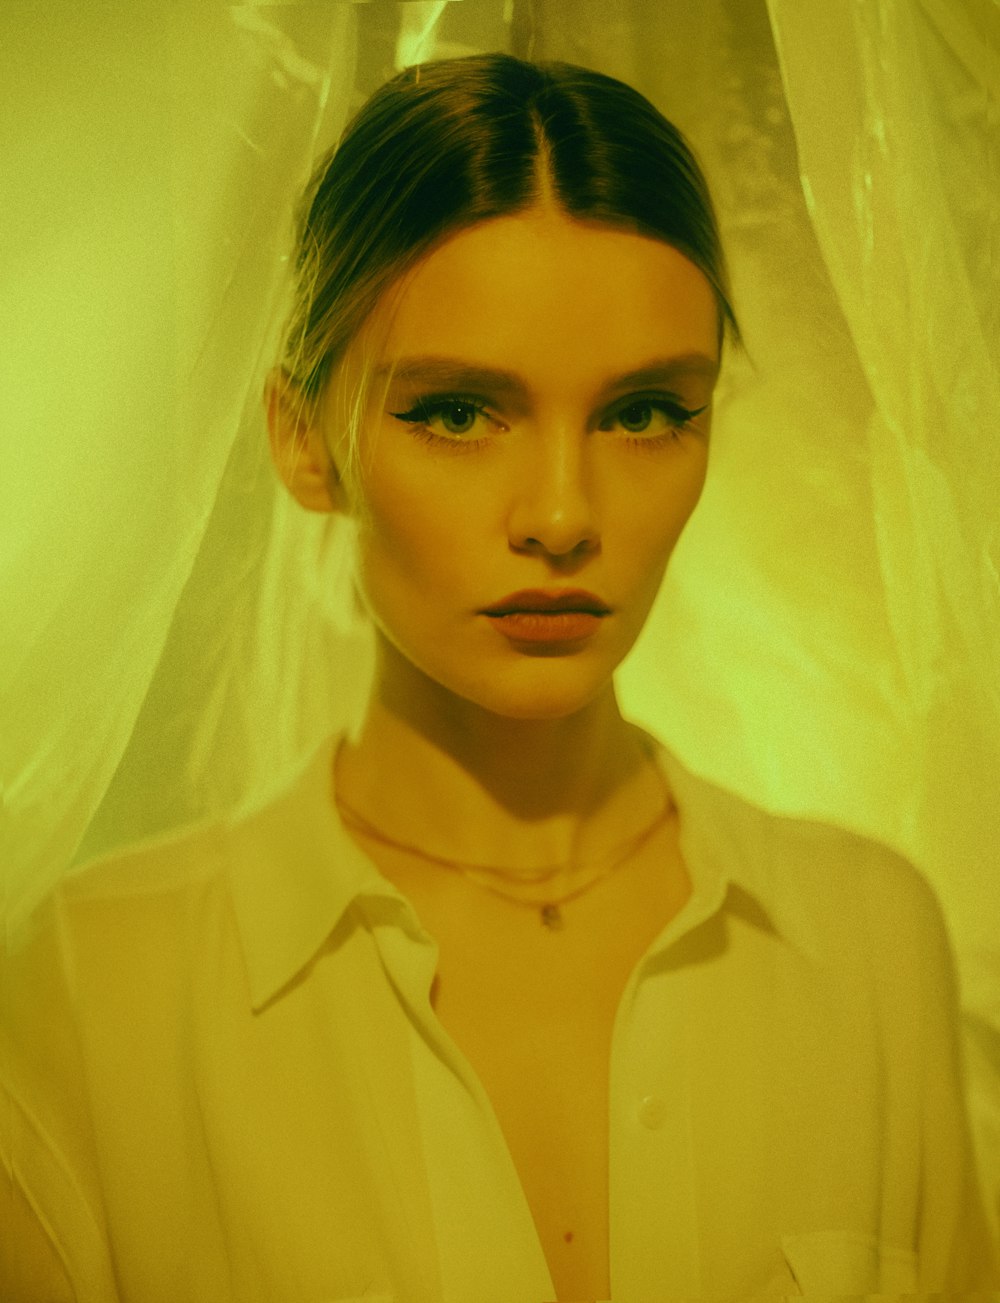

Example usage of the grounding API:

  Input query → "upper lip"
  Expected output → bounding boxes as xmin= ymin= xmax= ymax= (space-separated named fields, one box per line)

xmin=482 ymin=589 xmax=611 ymax=615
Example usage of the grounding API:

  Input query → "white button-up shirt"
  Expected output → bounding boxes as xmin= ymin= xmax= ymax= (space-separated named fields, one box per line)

xmin=2 ymin=733 xmax=997 ymax=1300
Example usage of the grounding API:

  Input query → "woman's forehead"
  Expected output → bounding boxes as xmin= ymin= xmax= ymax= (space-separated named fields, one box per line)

xmin=377 ymin=210 xmax=720 ymax=380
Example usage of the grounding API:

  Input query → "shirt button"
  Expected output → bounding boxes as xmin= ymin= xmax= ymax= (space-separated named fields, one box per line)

xmin=638 ymin=1094 xmax=667 ymax=1129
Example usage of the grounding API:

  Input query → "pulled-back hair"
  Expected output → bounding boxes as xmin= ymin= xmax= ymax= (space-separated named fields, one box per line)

xmin=279 ymin=53 xmax=739 ymax=477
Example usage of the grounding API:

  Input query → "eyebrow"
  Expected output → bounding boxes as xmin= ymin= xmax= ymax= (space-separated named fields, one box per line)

xmin=376 ymin=352 xmax=720 ymax=397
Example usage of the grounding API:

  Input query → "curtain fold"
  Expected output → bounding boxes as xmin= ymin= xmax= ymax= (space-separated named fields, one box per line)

xmin=2 ymin=5 xmax=364 ymax=935
xmin=764 ymin=0 xmax=999 ymax=1229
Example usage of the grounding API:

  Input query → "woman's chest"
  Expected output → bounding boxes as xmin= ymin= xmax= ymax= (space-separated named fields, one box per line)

xmin=431 ymin=952 xmax=620 ymax=1301
xmin=417 ymin=832 xmax=691 ymax=1300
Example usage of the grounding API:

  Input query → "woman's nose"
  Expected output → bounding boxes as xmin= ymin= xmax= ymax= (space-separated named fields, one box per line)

xmin=506 ymin=431 xmax=600 ymax=561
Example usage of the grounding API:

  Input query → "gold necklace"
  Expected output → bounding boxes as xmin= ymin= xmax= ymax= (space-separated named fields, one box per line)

xmin=333 ymin=753 xmax=674 ymax=930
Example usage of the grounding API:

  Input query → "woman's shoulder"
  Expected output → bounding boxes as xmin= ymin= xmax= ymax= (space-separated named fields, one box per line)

xmin=780 ymin=814 xmax=951 ymax=960
xmin=656 ymin=738 xmax=949 ymax=965
xmin=1 ymin=752 xmax=330 ymax=1118
xmin=64 ymin=810 xmax=232 ymax=902
xmin=748 ymin=804 xmax=963 ymax=1051
xmin=3 ymin=818 xmax=234 ymax=1056
xmin=55 ymin=731 xmax=341 ymax=910
xmin=752 ymin=797 xmax=956 ymax=991
xmin=5 ymin=732 xmax=346 ymax=1026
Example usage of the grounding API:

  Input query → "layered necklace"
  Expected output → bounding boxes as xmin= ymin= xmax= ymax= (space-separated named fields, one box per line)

xmin=333 ymin=745 xmax=675 ymax=930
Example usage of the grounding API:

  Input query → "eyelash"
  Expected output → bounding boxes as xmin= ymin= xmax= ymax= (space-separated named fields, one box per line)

xmin=605 ymin=397 xmax=708 ymax=449
xmin=389 ymin=395 xmax=502 ymax=453
xmin=389 ymin=393 xmax=707 ymax=452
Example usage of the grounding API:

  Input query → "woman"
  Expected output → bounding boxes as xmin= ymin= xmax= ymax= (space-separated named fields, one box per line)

xmin=2 ymin=53 xmax=996 ymax=1302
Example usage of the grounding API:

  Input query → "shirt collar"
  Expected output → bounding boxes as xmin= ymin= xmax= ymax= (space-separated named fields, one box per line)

xmin=655 ymin=741 xmax=825 ymax=964
xmin=227 ymin=731 xmax=825 ymax=1011
xmin=225 ymin=732 xmax=406 ymax=1012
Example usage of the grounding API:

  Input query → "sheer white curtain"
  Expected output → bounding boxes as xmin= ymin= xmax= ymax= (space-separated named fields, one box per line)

xmin=2 ymin=3 xmax=369 ymax=928
xmin=3 ymin=0 xmax=997 ymax=1232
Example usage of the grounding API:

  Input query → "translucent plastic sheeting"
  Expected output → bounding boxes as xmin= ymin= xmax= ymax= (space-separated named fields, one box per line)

xmin=762 ymin=0 xmax=1000 ymax=1227
xmin=2 ymin=0 xmax=997 ymax=1226
xmin=2 ymin=3 xmax=372 ymax=924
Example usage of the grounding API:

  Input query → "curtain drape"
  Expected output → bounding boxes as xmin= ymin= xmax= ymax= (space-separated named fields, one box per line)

xmin=3 ymin=0 xmax=997 ymax=1236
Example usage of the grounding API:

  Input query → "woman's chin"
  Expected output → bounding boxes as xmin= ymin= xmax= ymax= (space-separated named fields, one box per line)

xmin=373 ymin=625 xmax=628 ymax=723
xmin=459 ymin=669 xmax=619 ymax=723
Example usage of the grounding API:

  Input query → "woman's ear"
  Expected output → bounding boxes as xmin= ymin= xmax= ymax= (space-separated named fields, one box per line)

xmin=263 ymin=367 xmax=348 ymax=514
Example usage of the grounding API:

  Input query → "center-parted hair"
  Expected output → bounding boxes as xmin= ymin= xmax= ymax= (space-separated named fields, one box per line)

xmin=281 ymin=53 xmax=739 ymax=418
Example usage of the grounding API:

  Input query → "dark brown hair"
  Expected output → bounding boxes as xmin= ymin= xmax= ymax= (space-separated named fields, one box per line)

xmin=281 ymin=53 xmax=739 ymax=424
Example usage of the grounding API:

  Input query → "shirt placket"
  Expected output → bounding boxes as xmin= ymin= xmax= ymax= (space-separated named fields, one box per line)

xmin=607 ymin=864 xmax=732 ymax=1301
xmin=366 ymin=901 xmax=556 ymax=1303
xmin=609 ymin=956 xmax=702 ymax=1300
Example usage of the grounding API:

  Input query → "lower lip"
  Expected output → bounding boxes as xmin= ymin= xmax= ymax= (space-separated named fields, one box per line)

xmin=485 ymin=611 xmax=605 ymax=642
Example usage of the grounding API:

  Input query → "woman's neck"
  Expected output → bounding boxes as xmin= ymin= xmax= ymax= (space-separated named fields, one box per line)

xmin=335 ymin=643 xmax=660 ymax=875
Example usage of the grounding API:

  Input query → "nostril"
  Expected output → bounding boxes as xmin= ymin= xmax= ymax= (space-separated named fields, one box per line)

xmin=514 ymin=534 xmax=601 ymax=565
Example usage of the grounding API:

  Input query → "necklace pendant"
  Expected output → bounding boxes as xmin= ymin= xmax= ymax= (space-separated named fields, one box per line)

xmin=540 ymin=903 xmax=564 ymax=930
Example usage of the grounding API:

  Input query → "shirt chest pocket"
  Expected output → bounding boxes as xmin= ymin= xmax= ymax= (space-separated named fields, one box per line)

xmin=781 ymin=1230 xmax=919 ymax=1292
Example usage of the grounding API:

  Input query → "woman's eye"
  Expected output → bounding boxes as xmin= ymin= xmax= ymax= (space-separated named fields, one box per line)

xmin=605 ymin=398 xmax=706 ymax=437
xmin=390 ymin=397 xmax=495 ymax=440
xmin=618 ymin=402 xmax=658 ymax=433
xmin=436 ymin=401 xmax=480 ymax=435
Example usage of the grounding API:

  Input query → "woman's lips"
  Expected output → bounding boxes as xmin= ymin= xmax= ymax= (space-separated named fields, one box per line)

xmin=482 ymin=588 xmax=610 ymax=616
xmin=481 ymin=589 xmax=611 ymax=643
xmin=485 ymin=611 xmax=605 ymax=642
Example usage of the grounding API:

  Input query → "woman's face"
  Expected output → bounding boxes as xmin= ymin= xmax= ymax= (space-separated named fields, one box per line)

xmin=319 ymin=207 xmax=720 ymax=721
